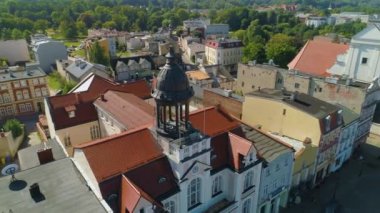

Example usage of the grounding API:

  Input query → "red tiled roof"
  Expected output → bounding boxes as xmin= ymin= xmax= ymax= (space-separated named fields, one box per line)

xmin=125 ymin=156 xmax=179 ymax=203
xmin=47 ymin=75 xmax=152 ymax=130
xmin=75 ymin=127 xmax=163 ymax=181
xmin=121 ymin=176 xmax=143 ymax=213
xmin=94 ymin=91 xmax=155 ymax=129
xmin=189 ymin=107 xmax=254 ymax=172
xmin=288 ymin=39 xmax=349 ymax=77
xmin=228 ymin=132 xmax=253 ymax=171
xmin=48 ymin=93 xmax=98 ymax=130
xmin=77 ymin=75 xmax=152 ymax=100
xmin=189 ymin=107 xmax=240 ymax=137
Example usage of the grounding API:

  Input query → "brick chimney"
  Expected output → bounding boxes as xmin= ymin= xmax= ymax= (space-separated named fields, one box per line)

xmin=37 ymin=148 xmax=54 ymax=165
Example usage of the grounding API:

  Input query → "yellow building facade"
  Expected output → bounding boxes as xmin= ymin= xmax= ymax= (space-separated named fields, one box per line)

xmin=242 ymin=89 xmax=341 ymax=187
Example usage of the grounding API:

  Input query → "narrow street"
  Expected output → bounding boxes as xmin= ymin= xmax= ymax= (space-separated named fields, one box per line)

xmin=283 ymin=134 xmax=380 ymax=213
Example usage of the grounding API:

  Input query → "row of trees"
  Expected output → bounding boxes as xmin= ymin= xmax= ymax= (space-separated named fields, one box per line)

xmin=223 ymin=8 xmax=366 ymax=67
xmin=0 ymin=0 xmax=202 ymax=40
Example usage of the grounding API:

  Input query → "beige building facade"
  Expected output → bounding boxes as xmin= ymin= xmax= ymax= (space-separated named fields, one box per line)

xmin=237 ymin=63 xmax=377 ymax=148
xmin=242 ymin=90 xmax=342 ymax=185
xmin=0 ymin=65 xmax=48 ymax=119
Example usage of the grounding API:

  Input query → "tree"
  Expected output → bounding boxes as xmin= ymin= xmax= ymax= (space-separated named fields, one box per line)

xmin=243 ymin=36 xmax=266 ymax=64
xmin=11 ymin=29 xmax=23 ymax=39
xmin=59 ymin=20 xmax=78 ymax=39
xmin=265 ymin=33 xmax=296 ymax=68
xmin=89 ymin=41 xmax=110 ymax=66
xmin=3 ymin=119 xmax=23 ymax=138
xmin=34 ymin=19 xmax=49 ymax=33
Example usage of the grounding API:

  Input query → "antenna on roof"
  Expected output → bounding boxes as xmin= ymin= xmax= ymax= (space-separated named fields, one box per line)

xmin=2 ymin=164 xmax=26 ymax=191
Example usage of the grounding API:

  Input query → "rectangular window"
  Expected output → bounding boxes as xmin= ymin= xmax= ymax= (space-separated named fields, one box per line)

xmin=20 ymin=80 xmax=27 ymax=87
xmin=35 ymin=88 xmax=42 ymax=97
xmin=0 ymin=84 xmax=7 ymax=90
xmin=33 ymin=78 xmax=39 ymax=85
xmin=23 ymin=90 xmax=30 ymax=99
xmin=295 ymin=83 xmax=300 ymax=89
xmin=0 ymin=108 xmax=6 ymax=116
xmin=16 ymin=91 xmax=23 ymax=101
xmin=41 ymin=87 xmax=48 ymax=96
xmin=39 ymin=78 xmax=45 ymax=84
xmin=3 ymin=93 xmax=10 ymax=103
xmin=25 ymin=103 xmax=33 ymax=112
xmin=6 ymin=106 xmax=13 ymax=115
xmin=19 ymin=103 xmax=26 ymax=112
xmin=361 ymin=57 xmax=368 ymax=64
xmin=13 ymin=81 xmax=20 ymax=88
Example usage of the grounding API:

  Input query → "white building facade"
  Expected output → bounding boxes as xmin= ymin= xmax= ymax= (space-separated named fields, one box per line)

xmin=329 ymin=23 xmax=380 ymax=83
xmin=205 ymin=39 xmax=243 ymax=70
xmin=330 ymin=108 xmax=360 ymax=172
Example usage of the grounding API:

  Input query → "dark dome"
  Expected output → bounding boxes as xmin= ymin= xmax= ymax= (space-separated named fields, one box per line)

xmin=152 ymin=49 xmax=194 ymax=103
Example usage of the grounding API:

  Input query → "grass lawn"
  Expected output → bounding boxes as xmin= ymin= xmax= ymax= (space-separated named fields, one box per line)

xmin=64 ymin=40 xmax=81 ymax=48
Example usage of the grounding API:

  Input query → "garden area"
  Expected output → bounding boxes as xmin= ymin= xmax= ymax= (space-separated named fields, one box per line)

xmin=47 ymin=71 xmax=76 ymax=94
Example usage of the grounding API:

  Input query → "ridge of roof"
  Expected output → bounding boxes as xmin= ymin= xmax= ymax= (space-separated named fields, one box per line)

xmin=74 ymin=124 xmax=152 ymax=149
xmin=288 ymin=40 xmax=310 ymax=70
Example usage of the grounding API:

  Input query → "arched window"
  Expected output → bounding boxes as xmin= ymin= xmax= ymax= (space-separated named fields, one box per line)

xmin=187 ymin=178 xmax=201 ymax=209
xmin=212 ymin=176 xmax=222 ymax=196
xmin=242 ymin=199 xmax=251 ymax=213
xmin=243 ymin=171 xmax=254 ymax=191
xmin=164 ymin=201 xmax=175 ymax=213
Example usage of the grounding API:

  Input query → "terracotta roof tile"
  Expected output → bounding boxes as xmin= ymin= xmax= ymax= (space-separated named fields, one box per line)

xmin=189 ymin=107 xmax=254 ymax=172
xmin=288 ymin=39 xmax=349 ymax=77
xmin=228 ymin=132 xmax=253 ymax=171
xmin=189 ymin=107 xmax=240 ymax=137
xmin=121 ymin=176 xmax=142 ymax=213
xmin=75 ymin=127 xmax=163 ymax=181
xmin=47 ymin=75 xmax=152 ymax=130
xmin=94 ymin=91 xmax=155 ymax=130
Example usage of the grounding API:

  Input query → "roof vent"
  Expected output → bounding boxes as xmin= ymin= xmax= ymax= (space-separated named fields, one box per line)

xmin=29 ymin=183 xmax=45 ymax=203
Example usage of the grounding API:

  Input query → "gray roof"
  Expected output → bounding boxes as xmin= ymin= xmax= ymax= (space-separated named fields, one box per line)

xmin=247 ymin=89 xmax=339 ymax=119
xmin=336 ymin=104 xmax=360 ymax=126
xmin=0 ymin=65 xmax=46 ymax=82
xmin=66 ymin=60 xmax=95 ymax=79
xmin=240 ymin=124 xmax=293 ymax=162
xmin=18 ymin=139 xmax=67 ymax=170
xmin=0 ymin=158 xmax=107 ymax=213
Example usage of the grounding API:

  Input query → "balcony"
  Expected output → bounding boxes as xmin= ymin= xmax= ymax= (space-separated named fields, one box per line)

xmin=205 ymin=199 xmax=237 ymax=213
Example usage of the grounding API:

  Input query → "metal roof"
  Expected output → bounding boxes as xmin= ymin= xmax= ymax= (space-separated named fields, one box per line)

xmin=240 ymin=124 xmax=293 ymax=162
xmin=0 ymin=158 xmax=108 ymax=213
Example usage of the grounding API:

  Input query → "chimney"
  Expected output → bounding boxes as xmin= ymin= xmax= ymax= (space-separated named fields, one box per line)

xmin=29 ymin=183 xmax=45 ymax=202
xmin=100 ymin=94 xmax=106 ymax=101
xmin=37 ymin=147 xmax=54 ymax=165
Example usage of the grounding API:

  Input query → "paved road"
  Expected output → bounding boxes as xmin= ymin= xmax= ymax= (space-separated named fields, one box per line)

xmin=283 ymin=134 xmax=380 ymax=213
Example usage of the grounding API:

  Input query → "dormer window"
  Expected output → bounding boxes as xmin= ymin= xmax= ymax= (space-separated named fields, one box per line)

xmin=65 ymin=105 xmax=76 ymax=118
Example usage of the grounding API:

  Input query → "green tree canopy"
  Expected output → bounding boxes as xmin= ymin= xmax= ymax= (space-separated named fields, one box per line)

xmin=265 ymin=33 xmax=296 ymax=68
xmin=3 ymin=119 xmax=22 ymax=138
xmin=89 ymin=41 xmax=110 ymax=66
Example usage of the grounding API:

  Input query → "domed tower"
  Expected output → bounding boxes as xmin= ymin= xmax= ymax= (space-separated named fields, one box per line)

xmin=152 ymin=47 xmax=194 ymax=138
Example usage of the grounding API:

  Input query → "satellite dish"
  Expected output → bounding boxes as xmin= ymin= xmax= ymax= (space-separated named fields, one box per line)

xmin=1 ymin=164 xmax=19 ymax=176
